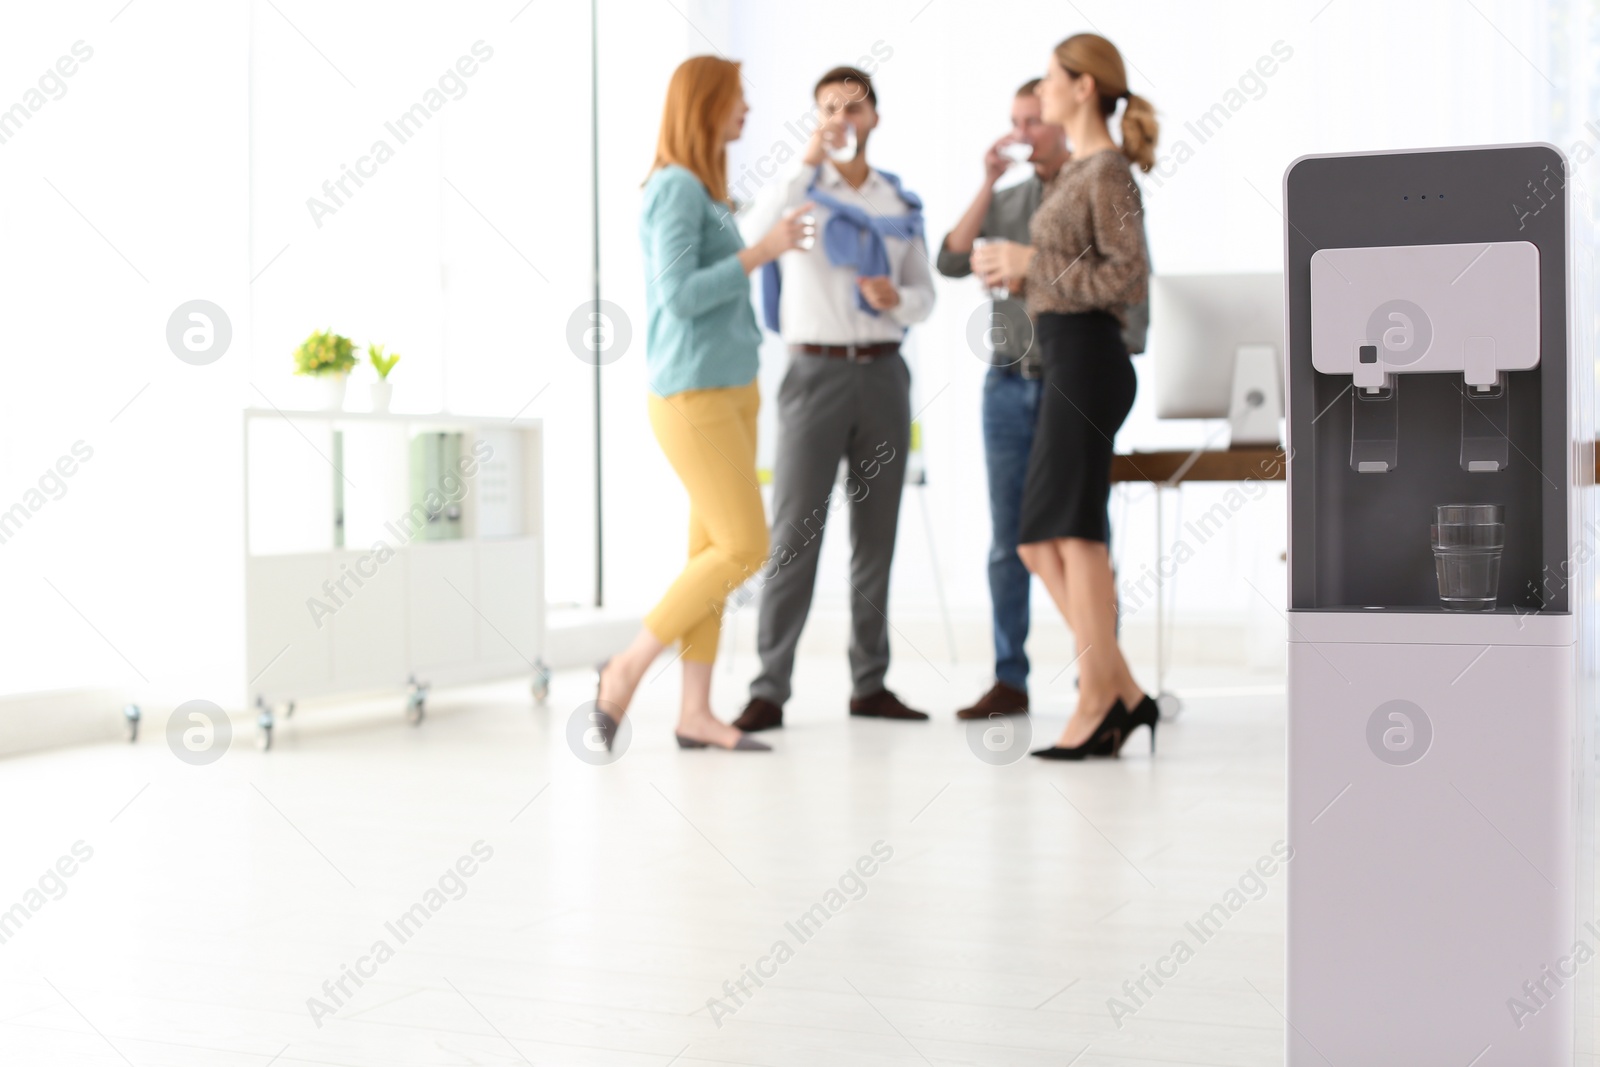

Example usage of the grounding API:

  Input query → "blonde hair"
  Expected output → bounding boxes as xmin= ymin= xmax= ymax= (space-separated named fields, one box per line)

xmin=650 ymin=56 xmax=742 ymax=203
xmin=1053 ymin=33 xmax=1158 ymax=173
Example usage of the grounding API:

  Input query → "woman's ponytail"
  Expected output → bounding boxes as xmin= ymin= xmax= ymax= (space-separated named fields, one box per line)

xmin=1120 ymin=92 xmax=1158 ymax=174
xmin=1054 ymin=34 xmax=1160 ymax=173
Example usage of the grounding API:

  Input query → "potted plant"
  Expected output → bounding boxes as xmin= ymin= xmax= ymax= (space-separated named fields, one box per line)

xmin=293 ymin=329 xmax=357 ymax=410
xmin=367 ymin=343 xmax=401 ymax=413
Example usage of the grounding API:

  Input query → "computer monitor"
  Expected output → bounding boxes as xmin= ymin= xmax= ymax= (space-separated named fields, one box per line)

xmin=1149 ymin=272 xmax=1285 ymax=446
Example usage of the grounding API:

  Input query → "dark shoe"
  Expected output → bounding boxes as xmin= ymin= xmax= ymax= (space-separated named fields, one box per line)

xmin=592 ymin=659 xmax=621 ymax=751
xmin=849 ymin=689 xmax=930 ymax=721
xmin=732 ymin=698 xmax=784 ymax=732
xmin=675 ymin=732 xmax=772 ymax=751
xmin=955 ymin=681 xmax=1029 ymax=720
xmin=592 ymin=710 xmax=620 ymax=751
xmin=1030 ymin=700 xmax=1130 ymax=761
xmin=1116 ymin=695 xmax=1159 ymax=756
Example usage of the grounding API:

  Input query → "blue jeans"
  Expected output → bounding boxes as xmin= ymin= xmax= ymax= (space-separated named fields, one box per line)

xmin=981 ymin=367 xmax=1042 ymax=690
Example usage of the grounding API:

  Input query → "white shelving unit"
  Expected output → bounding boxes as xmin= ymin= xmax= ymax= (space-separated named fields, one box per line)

xmin=242 ymin=408 xmax=546 ymax=749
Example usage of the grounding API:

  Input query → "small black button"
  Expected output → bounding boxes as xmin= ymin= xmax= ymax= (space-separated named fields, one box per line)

xmin=1359 ymin=344 xmax=1378 ymax=364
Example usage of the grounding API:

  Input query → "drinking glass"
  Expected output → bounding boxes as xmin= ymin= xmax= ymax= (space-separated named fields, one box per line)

xmin=1431 ymin=503 xmax=1505 ymax=610
xmin=826 ymin=122 xmax=858 ymax=163
xmin=797 ymin=213 xmax=816 ymax=251
xmin=1000 ymin=140 xmax=1033 ymax=164
xmin=972 ymin=237 xmax=1012 ymax=301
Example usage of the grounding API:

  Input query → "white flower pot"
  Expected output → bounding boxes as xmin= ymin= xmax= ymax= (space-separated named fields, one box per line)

xmin=319 ymin=374 xmax=348 ymax=411
xmin=370 ymin=380 xmax=393 ymax=413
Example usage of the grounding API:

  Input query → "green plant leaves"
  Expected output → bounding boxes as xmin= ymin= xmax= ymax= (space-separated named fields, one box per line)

xmin=368 ymin=342 xmax=401 ymax=381
xmin=293 ymin=329 xmax=357 ymax=377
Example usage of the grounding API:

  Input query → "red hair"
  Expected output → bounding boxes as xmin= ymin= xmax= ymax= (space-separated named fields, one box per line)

xmin=651 ymin=56 xmax=742 ymax=203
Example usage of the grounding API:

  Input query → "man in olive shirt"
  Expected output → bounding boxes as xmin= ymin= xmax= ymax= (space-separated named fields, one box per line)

xmin=937 ymin=79 xmax=1068 ymax=720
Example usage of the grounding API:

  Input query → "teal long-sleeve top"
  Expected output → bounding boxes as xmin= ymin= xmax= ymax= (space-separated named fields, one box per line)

xmin=640 ymin=165 xmax=761 ymax=397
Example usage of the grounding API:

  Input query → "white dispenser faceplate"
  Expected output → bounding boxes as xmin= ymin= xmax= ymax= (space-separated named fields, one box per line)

xmin=1310 ymin=241 xmax=1540 ymax=388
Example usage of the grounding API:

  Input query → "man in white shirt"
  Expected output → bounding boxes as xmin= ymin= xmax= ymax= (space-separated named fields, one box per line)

xmin=733 ymin=65 xmax=936 ymax=732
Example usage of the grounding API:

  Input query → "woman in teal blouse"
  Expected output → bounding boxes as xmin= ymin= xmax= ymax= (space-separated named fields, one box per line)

xmin=593 ymin=55 xmax=812 ymax=752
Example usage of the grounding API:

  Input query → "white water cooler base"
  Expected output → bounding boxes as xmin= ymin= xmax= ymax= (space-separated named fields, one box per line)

xmin=1287 ymin=613 xmax=1581 ymax=1064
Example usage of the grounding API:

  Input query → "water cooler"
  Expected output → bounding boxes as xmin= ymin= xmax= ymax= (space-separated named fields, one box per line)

xmin=1284 ymin=144 xmax=1596 ymax=1062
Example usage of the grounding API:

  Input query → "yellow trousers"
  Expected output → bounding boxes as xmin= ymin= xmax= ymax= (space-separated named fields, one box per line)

xmin=643 ymin=381 xmax=769 ymax=663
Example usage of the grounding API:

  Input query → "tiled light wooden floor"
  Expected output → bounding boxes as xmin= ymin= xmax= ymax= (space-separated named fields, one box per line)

xmin=0 ymin=649 xmax=1298 ymax=1065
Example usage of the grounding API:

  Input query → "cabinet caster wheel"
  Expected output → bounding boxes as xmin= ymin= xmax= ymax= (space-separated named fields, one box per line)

xmin=123 ymin=703 xmax=141 ymax=743
xmin=256 ymin=697 xmax=276 ymax=751
xmin=532 ymin=661 xmax=551 ymax=705
xmin=405 ymin=676 xmax=428 ymax=726
xmin=1156 ymin=691 xmax=1183 ymax=721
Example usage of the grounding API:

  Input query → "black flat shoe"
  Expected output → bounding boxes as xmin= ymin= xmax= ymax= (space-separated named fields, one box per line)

xmin=674 ymin=732 xmax=772 ymax=751
xmin=1030 ymin=700 xmax=1130 ymax=761
xmin=593 ymin=708 xmax=620 ymax=751
xmin=593 ymin=659 xmax=621 ymax=751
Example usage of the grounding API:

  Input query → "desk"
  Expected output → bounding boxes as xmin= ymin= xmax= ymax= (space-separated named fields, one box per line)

xmin=1115 ymin=445 xmax=1600 ymax=482
xmin=1112 ymin=447 xmax=1287 ymax=485
xmin=1109 ymin=448 xmax=1287 ymax=717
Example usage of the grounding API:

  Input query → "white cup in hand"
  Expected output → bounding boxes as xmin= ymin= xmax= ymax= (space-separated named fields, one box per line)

xmin=1000 ymin=140 xmax=1033 ymax=164
xmin=827 ymin=122 xmax=858 ymax=164
xmin=971 ymin=237 xmax=1011 ymax=301
xmin=797 ymin=213 xmax=817 ymax=251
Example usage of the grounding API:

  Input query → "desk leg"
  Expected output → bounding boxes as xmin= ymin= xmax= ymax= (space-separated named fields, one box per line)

xmin=1154 ymin=483 xmax=1163 ymax=695
xmin=1154 ymin=484 xmax=1183 ymax=722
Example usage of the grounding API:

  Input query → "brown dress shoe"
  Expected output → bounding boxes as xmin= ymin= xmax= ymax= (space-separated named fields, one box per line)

xmin=955 ymin=681 xmax=1029 ymax=720
xmin=849 ymin=689 xmax=930 ymax=721
xmin=733 ymin=697 xmax=784 ymax=732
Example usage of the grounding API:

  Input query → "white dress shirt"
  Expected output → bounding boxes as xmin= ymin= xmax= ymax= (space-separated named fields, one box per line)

xmin=738 ymin=158 xmax=935 ymax=346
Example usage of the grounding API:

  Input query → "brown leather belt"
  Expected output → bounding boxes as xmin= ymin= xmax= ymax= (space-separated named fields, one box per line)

xmin=791 ymin=341 xmax=900 ymax=362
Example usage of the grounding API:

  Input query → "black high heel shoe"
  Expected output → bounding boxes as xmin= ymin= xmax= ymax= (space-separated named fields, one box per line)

xmin=1117 ymin=695 xmax=1159 ymax=756
xmin=1030 ymin=700 xmax=1130 ymax=761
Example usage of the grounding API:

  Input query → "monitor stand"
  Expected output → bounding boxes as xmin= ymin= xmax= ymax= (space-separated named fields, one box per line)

xmin=1227 ymin=342 xmax=1283 ymax=448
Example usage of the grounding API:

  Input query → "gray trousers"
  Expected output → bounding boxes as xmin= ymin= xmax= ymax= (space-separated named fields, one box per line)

xmin=750 ymin=350 xmax=911 ymax=706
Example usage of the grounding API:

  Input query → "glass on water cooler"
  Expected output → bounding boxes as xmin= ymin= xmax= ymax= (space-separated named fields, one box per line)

xmin=1430 ymin=503 xmax=1505 ymax=610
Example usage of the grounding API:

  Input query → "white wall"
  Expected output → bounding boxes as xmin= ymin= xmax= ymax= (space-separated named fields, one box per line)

xmin=0 ymin=0 xmax=593 ymax=703
xmin=0 ymin=1 xmax=249 ymax=698
xmin=248 ymin=0 xmax=596 ymax=606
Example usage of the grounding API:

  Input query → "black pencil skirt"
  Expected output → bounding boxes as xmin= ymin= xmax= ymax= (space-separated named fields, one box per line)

xmin=1017 ymin=310 xmax=1137 ymax=545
